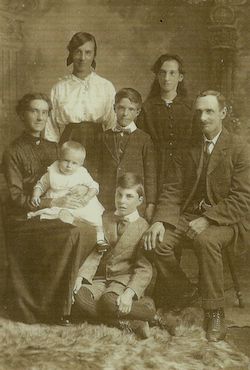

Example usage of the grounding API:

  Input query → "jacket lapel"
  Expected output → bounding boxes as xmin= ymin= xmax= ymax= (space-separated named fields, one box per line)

xmin=103 ymin=213 xmax=118 ymax=245
xmin=103 ymin=132 xmax=120 ymax=163
xmin=190 ymin=142 xmax=203 ymax=174
xmin=113 ymin=220 xmax=141 ymax=253
xmin=207 ymin=129 xmax=229 ymax=175
xmin=182 ymin=143 xmax=204 ymax=210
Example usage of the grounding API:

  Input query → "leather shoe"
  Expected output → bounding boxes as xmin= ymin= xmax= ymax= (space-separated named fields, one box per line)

xmin=205 ymin=308 xmax=227 ymax=342
xmin=119 ymin=319 xmax=150 ymax=339
xmin=150 ymin=309 xmax=175 ymax=335
xmin=96 ymin=240 xmax=110 ymax=254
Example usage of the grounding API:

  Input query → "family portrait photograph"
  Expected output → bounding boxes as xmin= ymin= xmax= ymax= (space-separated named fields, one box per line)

xmin=0 ymin=0 xmax=250 ymax=369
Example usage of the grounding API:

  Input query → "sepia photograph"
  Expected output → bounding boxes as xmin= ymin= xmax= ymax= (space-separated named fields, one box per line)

xmin=0 ymin=0 xmax=250 ymax=369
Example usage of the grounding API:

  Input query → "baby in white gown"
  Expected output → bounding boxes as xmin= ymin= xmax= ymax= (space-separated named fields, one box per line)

xmin=28 ymin=140 xmax=108 ymax=253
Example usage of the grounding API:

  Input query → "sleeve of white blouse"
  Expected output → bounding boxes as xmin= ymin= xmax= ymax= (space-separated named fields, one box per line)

xmin=34 ymin=172 xmax=51 ymax=194
xmin=44 ymin=116 xmax=60 ymax=143
xmin=81 ymin=168 xmax=99 ymax=193
xmin=101 ymin=81 xmax=116 ymax=131
xmin=44 ymin=85 xmax=64 ymax=143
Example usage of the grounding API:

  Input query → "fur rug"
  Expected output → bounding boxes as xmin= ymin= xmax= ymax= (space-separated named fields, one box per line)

xmin=0 ymin=309 xmax=248 ymax=370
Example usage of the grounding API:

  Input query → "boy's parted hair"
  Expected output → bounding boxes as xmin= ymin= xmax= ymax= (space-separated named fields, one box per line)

xmin=60 ymin=141 xmax=86 ymax=161
xmin=117 ymin=172 xmax=144 ymax=198
xmin=16 ymin=93 xmax=52 ymax=117
xmin=115 ymin=88 xmax=142 ymax=108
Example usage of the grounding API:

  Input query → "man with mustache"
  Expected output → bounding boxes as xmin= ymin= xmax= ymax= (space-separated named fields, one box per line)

xmin=143 ymin=90 xmax=250 ymax=342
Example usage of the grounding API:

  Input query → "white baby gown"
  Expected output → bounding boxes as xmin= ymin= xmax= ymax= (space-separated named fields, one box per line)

xmin=28 ymin=161 xmax=104 ymax=226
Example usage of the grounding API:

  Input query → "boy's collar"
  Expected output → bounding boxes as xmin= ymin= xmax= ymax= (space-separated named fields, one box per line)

xmin=112 ymin=121 xmax=137 ymax=133
xmin=114 ymin=209 xmax=140 ymax=222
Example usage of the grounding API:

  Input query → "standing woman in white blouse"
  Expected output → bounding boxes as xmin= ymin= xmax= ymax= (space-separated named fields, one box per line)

xmin=45 ymin=32 xmax=116 ymax=176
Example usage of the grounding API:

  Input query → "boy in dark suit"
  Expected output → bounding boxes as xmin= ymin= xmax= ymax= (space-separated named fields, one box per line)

xmin=98 ymin=88 xmax=157 ymax=223
xmin=73 ymin=173 xmax=157 ymax=338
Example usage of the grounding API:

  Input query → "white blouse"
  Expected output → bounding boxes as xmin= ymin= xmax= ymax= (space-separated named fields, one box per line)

xmin=45 ymin=72 xmax=116 ymax=142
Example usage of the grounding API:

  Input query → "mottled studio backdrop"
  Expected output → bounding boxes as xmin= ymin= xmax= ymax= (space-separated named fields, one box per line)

xmin=1 ymin=0 xmax=250 ymax=158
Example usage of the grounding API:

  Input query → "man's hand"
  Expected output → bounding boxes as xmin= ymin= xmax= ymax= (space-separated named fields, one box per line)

xmin=143 ymin=222 xmax=165 ymax=251
xmin=144 ymin=203 xmax=155 ymax=223
xmin=117 ymin=288 xmax=135 ymax=314
xmin=187 ymin=217 xmax=210 ymax=239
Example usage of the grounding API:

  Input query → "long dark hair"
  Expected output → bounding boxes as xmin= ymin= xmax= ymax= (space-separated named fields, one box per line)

xmin=148 ymin=54 xmax=187 ymax=99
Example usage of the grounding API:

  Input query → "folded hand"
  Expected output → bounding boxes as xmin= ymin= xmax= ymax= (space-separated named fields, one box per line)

xmin=51 ymin=195 xmax=82 ymax=209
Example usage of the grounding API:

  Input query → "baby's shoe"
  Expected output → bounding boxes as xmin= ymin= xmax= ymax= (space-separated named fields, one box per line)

xmin=58 ymin=315 xmax=71 ymax=326
xmin=96 ymin=239 xmax=110 ymax=254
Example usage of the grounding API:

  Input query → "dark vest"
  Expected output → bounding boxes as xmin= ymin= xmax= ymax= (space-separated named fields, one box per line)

xmin=189 ymin=152 xmax=211 ymax=213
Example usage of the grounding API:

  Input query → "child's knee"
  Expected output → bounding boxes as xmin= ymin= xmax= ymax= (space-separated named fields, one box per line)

xmin=99 ymin=292 xmax=118 ymax=314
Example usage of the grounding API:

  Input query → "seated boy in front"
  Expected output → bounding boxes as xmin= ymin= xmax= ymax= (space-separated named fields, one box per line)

xmin=73 ymin=173 xmax=156 ymax=338
xmin=98 ymin=88 xmax=157 ymax=223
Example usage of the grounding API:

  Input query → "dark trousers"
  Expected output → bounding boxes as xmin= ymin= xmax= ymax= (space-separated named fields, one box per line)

xmin=75 ymin=287 xmax=156 ymax=321
xmin=154 ymin=213 xmax=234 ymax=310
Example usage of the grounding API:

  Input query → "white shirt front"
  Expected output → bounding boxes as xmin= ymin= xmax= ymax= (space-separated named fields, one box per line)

xmin=45 ymin=72 xmax=116 ymax=142
xmin=203 ymin=130 xmax=222 ymax=154
xmin=112 ymin=121 xmax=137 ymax=135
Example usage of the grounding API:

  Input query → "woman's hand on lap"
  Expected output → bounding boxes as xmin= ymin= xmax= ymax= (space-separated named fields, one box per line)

xmin=51 ymin=195 xmax=81 ymax=209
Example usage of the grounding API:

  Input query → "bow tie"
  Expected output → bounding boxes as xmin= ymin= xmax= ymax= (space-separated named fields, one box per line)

xmin=113 ymin=126 xmax=131 ymax=135
xmin=115 ymin=215 xmax=130 ymax=237
xmin=114 ymin=215 xmax=130 ymax=223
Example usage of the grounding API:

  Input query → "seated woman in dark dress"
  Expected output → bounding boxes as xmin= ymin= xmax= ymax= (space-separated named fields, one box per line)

xmin=2 ymin=93 xmax=96 ymax=325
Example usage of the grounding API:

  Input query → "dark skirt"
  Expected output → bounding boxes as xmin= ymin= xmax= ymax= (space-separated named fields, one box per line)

xmin=5 ymin=212 xmax=96 ymax=324
xmin=60 ymin=122 xmax=103 ymax=179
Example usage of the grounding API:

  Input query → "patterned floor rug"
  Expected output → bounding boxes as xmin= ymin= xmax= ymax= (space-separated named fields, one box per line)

xmin=0 ymin=312 xmax=249 ymax=370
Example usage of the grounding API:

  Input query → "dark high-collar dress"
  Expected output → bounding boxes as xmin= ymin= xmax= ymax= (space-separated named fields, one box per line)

xmin=137 ymin=95 xmax=193 ymax=195
xmin=2 ymin=131 xmax=96 ymax=323
xmin=3 ymin=131 xmax=58 ymax=212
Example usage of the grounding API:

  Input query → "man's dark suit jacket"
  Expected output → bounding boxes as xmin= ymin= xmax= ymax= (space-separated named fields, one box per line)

xmin=153 ymin=128 xmax=250 ymax=255
xmin=98 ymin=128 xmax=157 ymax=210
